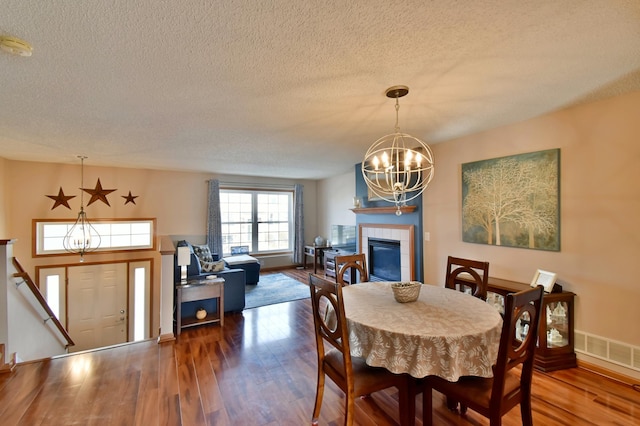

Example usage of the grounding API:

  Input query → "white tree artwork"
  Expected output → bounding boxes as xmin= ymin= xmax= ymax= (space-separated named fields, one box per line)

xmin=462 ymin=149 xmax=560 ymax=251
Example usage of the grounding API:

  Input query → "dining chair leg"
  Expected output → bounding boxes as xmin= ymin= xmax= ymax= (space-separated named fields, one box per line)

xmin=311 ymin=373 xmax=325 ymax=425
xmin=423 ymin=386 xmax=433 ymax=426
xmin=446 ymin=396 xmax=459 ymax=411
xmin=345 ymin=388 xmax=356 ymax=426
xmin=521 ymin=394 xmax=534 ymax=426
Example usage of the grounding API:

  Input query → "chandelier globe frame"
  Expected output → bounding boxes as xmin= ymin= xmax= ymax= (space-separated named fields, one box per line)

xmin=361 ymin=86 xmax=434 ymax=215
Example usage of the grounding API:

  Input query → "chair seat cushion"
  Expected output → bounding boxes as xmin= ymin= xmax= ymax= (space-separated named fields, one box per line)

xmin=429 ymin=370 xmax=521 ymax=408
xmin=324 ymin=348 xmax=403 ymax=394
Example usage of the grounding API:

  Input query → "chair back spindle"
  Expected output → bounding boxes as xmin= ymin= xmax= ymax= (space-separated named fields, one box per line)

xmin=445 ymin=256 xmax=489 ymax=300
xmin=335 ymin=253 xmax=368 ymax=286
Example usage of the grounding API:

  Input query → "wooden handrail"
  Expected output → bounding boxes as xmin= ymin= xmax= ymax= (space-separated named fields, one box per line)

xmin=11 ymin=258 xmax=75 ymax=348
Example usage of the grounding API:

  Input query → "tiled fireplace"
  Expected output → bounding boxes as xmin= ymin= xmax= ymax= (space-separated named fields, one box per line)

xmin=359 ymin=223 xmax=415 ymax=281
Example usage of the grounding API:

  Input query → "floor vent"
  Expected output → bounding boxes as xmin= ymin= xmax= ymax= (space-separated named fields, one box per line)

xmin=575 ymin=330 xmax=640 ymax=372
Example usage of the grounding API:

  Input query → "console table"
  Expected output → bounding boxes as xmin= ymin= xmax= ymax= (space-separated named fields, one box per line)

xmin=303 ymin=245 xmax=332 ymax=274
xmin=323 ymin=249 xmax=357 ymax=282
xmin=176 ymin=277 xmax=224 ymax=335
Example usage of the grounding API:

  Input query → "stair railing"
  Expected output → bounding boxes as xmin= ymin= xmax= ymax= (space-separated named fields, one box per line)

xmin=11 ymin=258 xmax=75 ymax=348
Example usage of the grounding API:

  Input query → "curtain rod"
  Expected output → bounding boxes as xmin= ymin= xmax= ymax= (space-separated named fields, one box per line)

xmin=214 ymin=180 xmax=296 ymax=190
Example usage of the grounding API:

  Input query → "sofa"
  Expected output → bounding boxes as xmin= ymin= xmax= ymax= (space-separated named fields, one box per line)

xmin=174 ymin=240 xmax=246 ymax=314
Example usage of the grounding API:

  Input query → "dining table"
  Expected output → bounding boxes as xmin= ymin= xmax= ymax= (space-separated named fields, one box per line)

xmin=326 ymin=281 xmax=503 ymax=425
xmin=339 ymin=281 xmax=503 ymax=380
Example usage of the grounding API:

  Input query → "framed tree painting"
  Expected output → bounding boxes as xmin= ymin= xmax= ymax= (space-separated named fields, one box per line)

xmin=461 ymin=149 xmax=560 ymax=251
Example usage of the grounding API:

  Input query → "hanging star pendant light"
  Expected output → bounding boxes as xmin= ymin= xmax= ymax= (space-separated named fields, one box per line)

xmin=63 ymin=156 xmax=101 ymax=262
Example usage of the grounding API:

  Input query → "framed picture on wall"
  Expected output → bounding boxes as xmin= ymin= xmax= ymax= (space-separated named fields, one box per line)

xmin=461 ymin=149 xmax=560 ymax=251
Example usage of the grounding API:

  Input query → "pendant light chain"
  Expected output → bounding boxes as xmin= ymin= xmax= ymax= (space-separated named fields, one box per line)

xmin=79 ymin=156 xmax=86 ymax=208
xmin=394 ymin=96 xmax=401 ymax=133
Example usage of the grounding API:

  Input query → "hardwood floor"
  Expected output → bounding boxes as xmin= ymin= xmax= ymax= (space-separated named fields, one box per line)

xmin=0 ymin=269 xmax=638 ymax=425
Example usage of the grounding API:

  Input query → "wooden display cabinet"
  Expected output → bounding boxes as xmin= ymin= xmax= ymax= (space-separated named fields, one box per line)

xmin=485 ymin=277 xmax=577 ymax=372
xmin=534 ymin=291 xmax=577 ymax=371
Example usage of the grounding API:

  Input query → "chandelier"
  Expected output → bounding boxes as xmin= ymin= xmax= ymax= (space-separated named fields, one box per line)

xmin=361 ymin=86 xmax=434 ymax=215
xmin=63 ymin=156 xmax=101 ymax=261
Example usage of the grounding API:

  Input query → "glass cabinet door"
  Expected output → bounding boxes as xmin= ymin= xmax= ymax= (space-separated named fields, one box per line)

xmin=546 ymin=301 xmax=569 ymax=348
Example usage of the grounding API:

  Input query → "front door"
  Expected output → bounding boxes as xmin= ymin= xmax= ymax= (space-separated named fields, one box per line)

xmin=68 ymin=263 xmax=128 ymax=352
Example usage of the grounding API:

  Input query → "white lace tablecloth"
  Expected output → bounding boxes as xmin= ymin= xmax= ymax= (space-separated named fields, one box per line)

xmin=338 ymin=282 xmax=503 ymax=381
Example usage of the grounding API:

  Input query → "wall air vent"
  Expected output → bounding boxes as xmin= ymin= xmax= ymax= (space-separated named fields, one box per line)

xmin=575 ymin=330 xmax=639 ymax=372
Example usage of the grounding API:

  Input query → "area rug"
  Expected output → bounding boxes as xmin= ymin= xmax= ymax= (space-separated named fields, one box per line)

xmin=244 ymin=273 xmax=310 ymax=309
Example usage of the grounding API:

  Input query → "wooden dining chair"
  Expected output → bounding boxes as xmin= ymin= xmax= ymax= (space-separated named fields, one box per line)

xmin=445 ymin=256 xmax=490 ymax=300
xmin=422 ymin=285 xmax=545 ymax=426
xmin=335 ymin=253 xmax=368 ymax=286
xmin=308 ymin=273 xmax=413 ymax=426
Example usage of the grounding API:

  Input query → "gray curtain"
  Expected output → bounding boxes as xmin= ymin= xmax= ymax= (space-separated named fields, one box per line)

xmin=207 ymin=179 xmax=223 ymax=258
xmin=293 ymin=183 xmax=305 ymax=264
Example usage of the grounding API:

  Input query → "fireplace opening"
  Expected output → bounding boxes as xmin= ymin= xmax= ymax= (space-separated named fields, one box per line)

xmin=368 ymin=238 xmax=401 ymax=281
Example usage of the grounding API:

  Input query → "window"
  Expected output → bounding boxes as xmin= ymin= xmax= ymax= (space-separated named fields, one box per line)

xmin=220 ymin=189 xmax=293 ymax=255
xmin=34 ymin=219 xmax=156 ymax=256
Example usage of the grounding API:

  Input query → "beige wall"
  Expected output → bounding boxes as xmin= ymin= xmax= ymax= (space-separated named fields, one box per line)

xmin=0 ymin=157 xmax=7 ymax=239
xmin=316 ymin=170 xmax=356 ymax=241
xmin=423 ymin=91 xmax=640 ymax=348
xmin=5 ymin=162 xmax=319 ymax=265
xmin=3 ymin=161 xmax=319 ymax=336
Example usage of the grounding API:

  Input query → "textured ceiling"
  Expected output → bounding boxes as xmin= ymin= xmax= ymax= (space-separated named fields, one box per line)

xmin=1 ymin=1 xmax=639 ymax=179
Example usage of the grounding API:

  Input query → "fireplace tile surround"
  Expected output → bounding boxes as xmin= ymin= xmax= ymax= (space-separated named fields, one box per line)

xmin=359 ymin=223 xmax=415 ymax=281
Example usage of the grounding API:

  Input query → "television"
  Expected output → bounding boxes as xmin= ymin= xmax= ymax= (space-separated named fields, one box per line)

xmin=331 ymin=225 xmax=357 ymax=252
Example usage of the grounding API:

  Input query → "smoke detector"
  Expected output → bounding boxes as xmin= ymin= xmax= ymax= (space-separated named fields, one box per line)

xmin=0 ymin=36 xmax=33 ymax=57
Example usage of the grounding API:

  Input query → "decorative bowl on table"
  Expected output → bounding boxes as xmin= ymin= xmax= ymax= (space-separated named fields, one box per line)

xmin=391 ymin=282 xmax=422 ymax=303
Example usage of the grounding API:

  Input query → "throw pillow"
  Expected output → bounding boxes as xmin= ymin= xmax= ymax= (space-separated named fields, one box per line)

xmin=200 ymin=259 xmax=225 ymax=273
xmin=193 ymin=244 xmax=213 ymax=263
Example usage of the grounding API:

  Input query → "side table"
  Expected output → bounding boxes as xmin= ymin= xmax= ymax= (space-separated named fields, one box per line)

xmin=304 ymin=245 xmax=332 ymax=274
xmin=176 ymin=277 xmax=224 ymax=335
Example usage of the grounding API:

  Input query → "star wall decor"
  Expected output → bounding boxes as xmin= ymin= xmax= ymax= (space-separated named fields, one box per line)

xmin=122 ymin=191 xmax=138 ymax=205
xmin=46 ymin=187 xmax=76 ymax=210
xmin=82 ymin=179 xmax=117 ymax=206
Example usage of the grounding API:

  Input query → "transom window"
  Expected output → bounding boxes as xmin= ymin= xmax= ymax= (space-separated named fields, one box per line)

xmin=220 ymin=189 xmax=293 ymax=255
xmin=34 ymin=219 xmax=156 ymax=256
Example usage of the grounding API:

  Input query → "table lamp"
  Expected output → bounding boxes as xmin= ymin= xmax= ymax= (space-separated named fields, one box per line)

xmin=177 ymin=246 xmax=191 ymax=284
